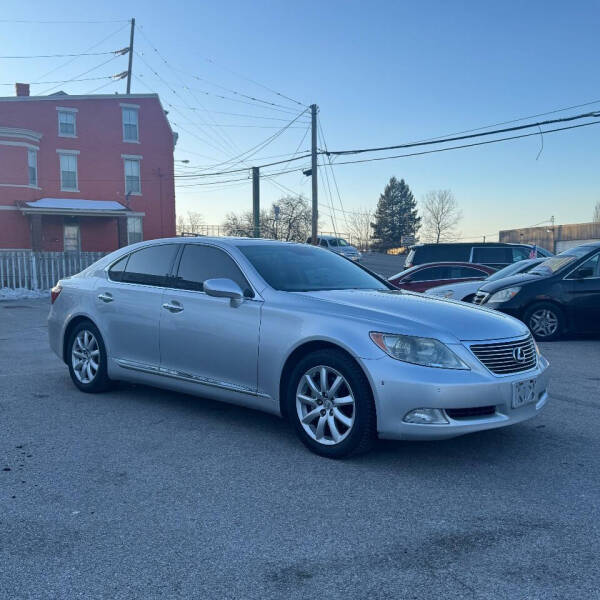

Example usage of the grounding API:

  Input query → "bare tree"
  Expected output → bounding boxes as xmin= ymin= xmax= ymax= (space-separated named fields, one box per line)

xmin=594 ymin=201 xmax=600 ymax=223
xmin=223 ymin=196 xmax=313 ymax=242
xmin=345 ymin=207 xmax=373 ymax=251
xmin=176 ymin=211 xmax=205 ymax=235
xmin=421 ymin=190 xmax=462 ymax=243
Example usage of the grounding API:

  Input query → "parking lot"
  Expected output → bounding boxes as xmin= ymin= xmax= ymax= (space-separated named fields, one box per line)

xmin=1 ymin=298 xmax=599 ymax=599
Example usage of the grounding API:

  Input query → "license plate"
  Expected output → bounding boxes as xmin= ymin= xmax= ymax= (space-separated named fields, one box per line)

xmin=512 ymin=378 xmax=537 ymax=409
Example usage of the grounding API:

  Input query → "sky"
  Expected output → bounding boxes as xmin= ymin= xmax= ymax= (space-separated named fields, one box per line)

xmin=2 ymin=0 xmax=599 ymax=240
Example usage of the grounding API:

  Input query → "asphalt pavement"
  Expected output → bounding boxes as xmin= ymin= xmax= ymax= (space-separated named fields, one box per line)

xmin=1 ymin=299 xmax=599 ymax=599
xmin=360 ymin=251 xmax=406 ymax=278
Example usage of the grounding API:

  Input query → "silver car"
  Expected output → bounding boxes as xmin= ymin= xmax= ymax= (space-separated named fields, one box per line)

xmin=307 ymin=235 xmax=362 ymax=261
xmin=48 ymin=238 xmax=550 ymax=458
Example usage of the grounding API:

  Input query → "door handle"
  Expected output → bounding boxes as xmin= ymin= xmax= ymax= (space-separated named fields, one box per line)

xmin=162 ymin=301 xmax=184 ymax=313
xmin=97 ymin=293 xmax=113 ymax=303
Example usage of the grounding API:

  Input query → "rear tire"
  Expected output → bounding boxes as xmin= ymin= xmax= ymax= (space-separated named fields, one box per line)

xmin=67 ymin=321 xmax=112 ymax=393
xmin=523 ymin=302 xmax=564 ymax=341
xmin=285 ymin=349 xmax=376 ymax=458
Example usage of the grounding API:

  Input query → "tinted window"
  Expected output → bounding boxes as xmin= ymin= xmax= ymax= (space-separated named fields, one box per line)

xmin=108 ymin=255 xmax=129 ymax=282
xmin=416 ymin=245 xmax=470 ymax=263
xmin=512 ymin=247 xmax=531 ymax=261
xmin=410 ymin=266 xmax=452 ymax=281
xmin=239 ymin=244 xmax=388 ymax=292
xmin=454 ymin=266 xmax=488 ymax=278
xmin=175 ymin=245 xmax=253 ymax=296
xmin=121 ymin=244 xmax=178 ymax=286
xmin=320 ymin=239 xmax=328 ymax=247
xmin=568 ymin=253 xmax=600 ymax=279
xmin=471 ymin=247 xmax=513 ymax=264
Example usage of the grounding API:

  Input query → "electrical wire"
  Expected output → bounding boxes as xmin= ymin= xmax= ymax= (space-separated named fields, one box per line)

xmin=0 ymin=50 xmax=123 ymax=58
xmin=0 ymin=75 xmax=121 ymax=86
xmin=325 ymin=111 xmax=600 ymax=157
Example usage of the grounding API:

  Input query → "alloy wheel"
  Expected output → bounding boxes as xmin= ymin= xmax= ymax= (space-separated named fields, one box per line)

xmin=71 ymin=330 xmax=100 ymax=384
xmin=529 ymin=309 xmax=558 ymax=338
xmin=296 ymin=365 xmax=356 ymax=445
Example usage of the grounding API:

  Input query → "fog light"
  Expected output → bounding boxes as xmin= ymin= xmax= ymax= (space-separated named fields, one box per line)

xmin=403 ymin=408 xmax=449 ymax=424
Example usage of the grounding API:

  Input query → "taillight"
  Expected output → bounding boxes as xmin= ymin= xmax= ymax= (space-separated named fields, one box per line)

xmin=51 ymin=284 xmax=62 ymax=304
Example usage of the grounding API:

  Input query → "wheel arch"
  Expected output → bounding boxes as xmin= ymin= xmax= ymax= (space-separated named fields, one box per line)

xmin=62 ymin=314 xmax=101 ymax=363
xmin=278 ymin=340 xmax=375 ymax=421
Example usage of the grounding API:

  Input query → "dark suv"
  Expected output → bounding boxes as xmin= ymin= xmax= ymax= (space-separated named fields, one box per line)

xmin=473 ymin=242 xmax=600 ymax=340
xmin=405 ymin=243 xmax=553 ymax=270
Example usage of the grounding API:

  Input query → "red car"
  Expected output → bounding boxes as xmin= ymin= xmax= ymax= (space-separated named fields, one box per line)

xmin=388 ymin=261 xmax=496 ymax=293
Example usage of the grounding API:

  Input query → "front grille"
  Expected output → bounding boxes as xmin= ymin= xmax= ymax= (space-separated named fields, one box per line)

xmin=472 ymin=292 xmax=489 ymax=305
xmin=470 ymin=336 xmax=537 ymax=375
xmin=446 ymin=405 xmax=496 ymax=419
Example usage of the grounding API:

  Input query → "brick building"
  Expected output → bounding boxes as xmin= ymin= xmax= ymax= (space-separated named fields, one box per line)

xmin=0 ymin=85 xmax=176 ymax=252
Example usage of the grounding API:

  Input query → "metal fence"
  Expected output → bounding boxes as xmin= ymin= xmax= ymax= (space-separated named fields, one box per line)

xmin=0 ymin=250 xmax=106 ymax=290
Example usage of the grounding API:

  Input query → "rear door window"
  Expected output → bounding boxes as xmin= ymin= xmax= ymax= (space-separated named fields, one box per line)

xmin=410 ymin=266 xmax=452 ymax=281
xmin=512 ymin=247 xmax=531 ymax=262
xmin=121 ymin=244 xmax=179 ymax=286
xmin=452 ymin=266 xmax=488 ymax=278
xmin=416 ymin=245 xmax=470 ymax=263
xmin=174 ymin=244 xmax=253 ymax=297
xmin=471 ymin=247 xmax=513 ymax=265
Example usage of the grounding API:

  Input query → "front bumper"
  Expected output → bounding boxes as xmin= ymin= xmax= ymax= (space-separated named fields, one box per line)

xmin=362 ymin=344 xmax=550 ymax=440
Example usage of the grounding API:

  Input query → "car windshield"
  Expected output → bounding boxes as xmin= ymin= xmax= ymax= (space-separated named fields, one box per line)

xmin=528 ymin=247 xmax=592 ymax=276
xmin=336 ymin=238 xmax=349 ymax=246
xmin=485 ymin=259 xmax=537 ymax=282
xmin=239 ymin=244 xmax=388 ymax=292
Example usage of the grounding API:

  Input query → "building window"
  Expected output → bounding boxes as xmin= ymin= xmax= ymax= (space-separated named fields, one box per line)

xmin=28 ymin=149 xmax=37 ymax=186
xmin=58 ymin=110 xmax=77 ymax=137
xmin=59 ymin=153 xmax=78 ymax=191
xmin=127 ymin=216 xmax=143 ymax=245
xmin=122 ymin=107 xmax=139 ymax=142
xmin=63 ymin=220 xmax=80 ymax=252
xmin=124 ymin=158 xmax=141 ymax=195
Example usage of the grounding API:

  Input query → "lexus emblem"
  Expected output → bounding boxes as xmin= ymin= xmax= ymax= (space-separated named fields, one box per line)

xmin=513 ymin=347 xmax=526 ymax=363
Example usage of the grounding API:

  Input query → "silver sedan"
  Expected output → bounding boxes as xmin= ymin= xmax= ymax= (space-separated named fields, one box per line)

xmin=48 ymin=237 xmax=550 ymax=458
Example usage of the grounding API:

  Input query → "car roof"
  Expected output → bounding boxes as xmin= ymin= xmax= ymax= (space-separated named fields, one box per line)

xmin=409 ymin=242 xmax=538 ymax=249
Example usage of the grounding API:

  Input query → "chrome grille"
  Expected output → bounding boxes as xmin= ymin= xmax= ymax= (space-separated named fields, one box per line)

xmin=472 ymin=292 xmax=489 ymax=305
xmin=470 ymin=336 xmax=537 ymax=375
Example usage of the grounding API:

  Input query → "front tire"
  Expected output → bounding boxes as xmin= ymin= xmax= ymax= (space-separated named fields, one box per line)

xmin=523 ymin=302 xmax=564 ymax=341
xmin=67 ymin=321 xmax=111 ymax=393
xmin=286 ymin=349 xmax=376 ymax=458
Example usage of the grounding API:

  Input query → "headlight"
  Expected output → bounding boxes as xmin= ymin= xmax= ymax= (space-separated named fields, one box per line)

xmin=488 ymin=286 xmax=521 ymax=303
xmin=370 ymin=332 xmax=469 ymax=369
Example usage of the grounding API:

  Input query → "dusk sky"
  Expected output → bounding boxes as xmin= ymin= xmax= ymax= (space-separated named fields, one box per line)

xmin=2 ymin=0 xmax=599 ymax=240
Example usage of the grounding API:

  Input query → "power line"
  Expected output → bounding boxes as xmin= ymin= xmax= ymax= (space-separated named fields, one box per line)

xmin=0 ymin=18 xmax=129 ymax=24
xmin=0 ymin=75 xmax=124 ymax=86
xmin=325 ymin=111 xmax=600 ymax=157
xmin=36 ymin=54 xmax=125 ymax=95
xmin=0 ymin=50 xmax=125 ymax=58
xmin=34 ymin=23 xmax=129 ymax=82
xmin=325 ymin=120 xmax=600 ymax=166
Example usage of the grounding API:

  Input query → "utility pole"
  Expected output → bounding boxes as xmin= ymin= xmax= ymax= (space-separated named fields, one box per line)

xmin=311 ymin=104 xmax=318 ymax=245
xmin=126 ymin=18 xmax=135 ymax=94
xmin=252 ymin=167 xmax=260 ymax=237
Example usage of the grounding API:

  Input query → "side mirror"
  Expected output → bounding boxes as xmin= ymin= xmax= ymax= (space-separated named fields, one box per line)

xmin=204 ymin=278 xmax=244 ymax=305
xmin=572 ymin=267 xmax=594 ymax=279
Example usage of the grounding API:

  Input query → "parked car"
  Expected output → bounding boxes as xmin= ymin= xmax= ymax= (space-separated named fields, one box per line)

xmin=306 ymin=235 xmax=361 ymax=262
xmin=388 ymin=262 xmax=496 ymax=292
xmin=405 ymin=242 xmax=553 ymax=270
xmin=426 ymin=258 xmax=546 ymax=302
xmin=472 ymin=242 xmax=600 ymax=340
xmin=49 ymin=238 xmax=549 ymax=458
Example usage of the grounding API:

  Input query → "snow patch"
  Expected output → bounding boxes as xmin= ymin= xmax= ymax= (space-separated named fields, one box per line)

xmin=0 ymin=288 xmax=50 ymax=300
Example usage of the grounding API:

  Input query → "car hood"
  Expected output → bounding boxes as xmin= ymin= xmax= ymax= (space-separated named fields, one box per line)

xmin=299 ymin=289 xmax=528 ymax=342
xmin=335 ymin=246 xmax=359 ymax=254
xmin=477 ymin=272 xmax=545 ymax=294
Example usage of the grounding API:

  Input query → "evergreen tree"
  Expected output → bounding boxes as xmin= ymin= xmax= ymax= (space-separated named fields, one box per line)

xmin=372 ymin=177 xmax=420 ymax=250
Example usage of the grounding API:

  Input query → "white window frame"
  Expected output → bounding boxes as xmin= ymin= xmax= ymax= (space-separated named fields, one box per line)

xmin=122 ymin=154 xmax=142 ymax=196
xmin=57 ymin=149 xmax=80 ymax=192
xmin=56 ymin=107 xmax=78 ymax=138
xmin=121 ymin=104 xmax=140 ymax=143
xmin=27 ymin=149 xmax=38 ymax=187
xmin=127 ymin=216 xmax=143 ymax=245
